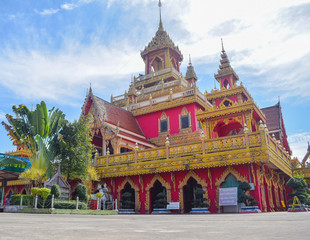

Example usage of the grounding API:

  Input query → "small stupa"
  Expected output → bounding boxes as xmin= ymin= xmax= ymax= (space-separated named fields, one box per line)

xmin=44 ymin=164 xmax=70 ymax=200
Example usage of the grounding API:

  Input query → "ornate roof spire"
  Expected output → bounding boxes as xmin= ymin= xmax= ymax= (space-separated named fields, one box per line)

xmin=128 ymin=81 xmax=137 ymax=96
xmin=140 ymin=1 xmax=182 ymax=61
xmin=214 ymin=38 xmax=239 ymax=82
xmin=159 ymin=0 xmax=163 ymax=29
xmin=221 ymin=38 xmax=225 ymax=52
xmin=185 ymin=54 xmax=198 ymax=81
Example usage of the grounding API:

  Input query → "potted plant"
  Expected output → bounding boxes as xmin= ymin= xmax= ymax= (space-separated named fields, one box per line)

xmin=287 ymin=177 xmax=310 ymax=212
xmin=238 ymin=182 xmax=260 ymax=213
xmin=191 ymin=187 xmax=210 ymax=214
xmin=119 ymin=192 xmax=135 ymax=214
xmin=152 ymin=190 xmax=170 ymax=214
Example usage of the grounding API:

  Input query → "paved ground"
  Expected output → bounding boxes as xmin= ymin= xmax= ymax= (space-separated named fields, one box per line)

xmin=0 ymin=212 xmax=309 ymax=240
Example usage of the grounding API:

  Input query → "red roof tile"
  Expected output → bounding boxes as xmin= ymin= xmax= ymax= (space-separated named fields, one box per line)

xmin=93 ymin=96 xmax=145 ymax=136
xmin=261 ymin=103 xmax=280 ymax=131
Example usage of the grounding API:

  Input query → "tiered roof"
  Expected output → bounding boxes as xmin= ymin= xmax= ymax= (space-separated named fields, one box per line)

xmin=140 ymin=19 xmax=183 ymax=61
xmin=185 ymin=59 xmax=198 ymax=81
xmin=214 ymin=41 xmax=239 ymax=81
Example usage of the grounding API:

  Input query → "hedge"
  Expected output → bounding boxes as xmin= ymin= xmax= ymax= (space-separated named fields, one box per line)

xmin=54 ymin=200 xmax=87 ymax=210
xmin=11 ymin=194 xmax=33 ymax=206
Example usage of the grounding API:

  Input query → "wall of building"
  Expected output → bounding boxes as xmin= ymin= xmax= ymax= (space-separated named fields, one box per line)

xmin=101 ymin=164 xmax=290 ymax=214
xmin=135 ymin=103 xmax=203 ymax=139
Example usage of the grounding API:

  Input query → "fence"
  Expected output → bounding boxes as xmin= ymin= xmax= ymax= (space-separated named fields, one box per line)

xmin=10 ymin=194 xmax=117 ymax=211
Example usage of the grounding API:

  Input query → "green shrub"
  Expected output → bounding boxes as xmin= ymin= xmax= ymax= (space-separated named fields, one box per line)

xmin=75 ymin=184 xmax=88 ymax=203
xmin=50 ymin=184 xmax=61 ymax=198
xmin=238 ymin=181 xmax=258 ymax=206
xmin=31 ymin=187 xmax=41 ymax=196
xmin=54 ymin=200 xmax=87 ymax=209
xmin=192 ymin=187 xmax=209 ymax=208
xmin=287 ymin=177 xmax=310 ymax=204
xmin=11 ymin=194 xmax=33 ymax=206
xmin=40 ymin=188 xmax=51 ymax=200
xmin=39 ymin=188 xmax=51 ymax=209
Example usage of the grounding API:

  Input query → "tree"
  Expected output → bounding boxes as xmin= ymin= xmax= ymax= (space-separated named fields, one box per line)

xmin=2 ymin=102 xmax=67 ymax=186
xmin=52 ymin=115 xmax=94 ymax=181
xmin=192 ymin=187 xmax=209 ymax=208
xmin=120 ymin=192 xmax=135 ymax=209
xmin=50 ymin=184 xmax=61 ymax=199
xmin=238 ymin=182 xmax=258 ymax=206
xmin=287 ymin=177 xmax=310 ymax=204
xmin=75 ymin=183 xmax=88 ymax=203
xmin=82 ymin=165 xmax=99 ymax=196
xmin=153 ymin=190 xmax=168 ymax=209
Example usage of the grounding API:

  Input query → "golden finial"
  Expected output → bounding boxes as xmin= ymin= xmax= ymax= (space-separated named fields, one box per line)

xmin=189 ymin=54 xmax=192 ymax=65
xmin=221 ymin=38 xmax=225 ymax=52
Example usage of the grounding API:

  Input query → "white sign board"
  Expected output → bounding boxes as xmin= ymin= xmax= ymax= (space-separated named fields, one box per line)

xmin=219 ymin=187 xmax=238 ymax=206
xmin=167 ymin=202 xmax=180 ymax=210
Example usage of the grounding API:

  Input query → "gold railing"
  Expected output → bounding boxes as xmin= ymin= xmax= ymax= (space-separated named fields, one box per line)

xmin=293 ymin=167 xmax=310 ymax=178
xmin=95 ymin=129 xmax=293 ymax=177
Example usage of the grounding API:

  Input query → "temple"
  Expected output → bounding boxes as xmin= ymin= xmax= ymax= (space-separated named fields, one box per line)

xmin=81 ymin=4 xmax=294 ymax=213
xmin=1 ymin=2 xmax=298 ymax=213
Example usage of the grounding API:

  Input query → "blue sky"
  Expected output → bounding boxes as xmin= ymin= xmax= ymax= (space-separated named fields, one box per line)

xmin=1 ymin=0 xmax=310 ymax=160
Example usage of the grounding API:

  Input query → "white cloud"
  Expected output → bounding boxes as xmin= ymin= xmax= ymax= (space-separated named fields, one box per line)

xmin=0 ymin=42 xmax=144 ymax=105
xmin=171 ymin=0 xmax=310 ymax=100
xmin=0 ymin=111 xmax=6 ymax=120
xmin=38 ymin=8 xmax=59 ymax=16
xmin=61 ymin=0 xmax=94 ymax=11
xmin=288 ymin=132 xmax=310 ymax=161
xmin=8 ymin=14 xmax=16 ymax=20
xmin=61 ymin=3 xmax=78 ymax=10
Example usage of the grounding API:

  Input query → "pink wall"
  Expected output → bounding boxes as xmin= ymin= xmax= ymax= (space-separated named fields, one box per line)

xmin=136 ymin=103 xmax=203 ymax=139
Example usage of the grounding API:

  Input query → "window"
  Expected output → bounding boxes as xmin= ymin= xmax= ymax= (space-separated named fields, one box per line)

xmin=223 ymin=100 xmax=232 ymax=107
xmin=159 ymin=112 xmax=169 ymax=133
xmin=160 ymin=120 xmax=168 ymax=132
xmin=179 ymin=107 xmax=191 ymax=130
xmin=152 ymin=57 xmax=163 ymax=72
xmin=181 ymin=116 xmax=189 ymax=129
xmin=223 ymin=79 xmax=229 ymax=89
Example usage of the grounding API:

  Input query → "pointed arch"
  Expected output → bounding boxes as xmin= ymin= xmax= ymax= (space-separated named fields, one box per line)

xmin=117 ymin=176 xmax=140 ymax=212
xmin=178 ymin=170 xmax=208 ymax=213
xmin=215 ymin=166 xmax=248 ymax=187
xmin=179 ymin=107 xmax=191 ymax=130
xmin=150 ymin=56 xmax=164 ymax=72
xmin=159 ymin=112 xmax=169 ymax=133
xmin=178 ymin=170 xmax=208 ymax=189
xmin=145 ymin=174 xmax=171 ymax=213
xmin=215 ymin=166 xmax=248 ymax=210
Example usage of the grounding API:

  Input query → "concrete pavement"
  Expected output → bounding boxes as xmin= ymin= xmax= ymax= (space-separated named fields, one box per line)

xmin=0 ymin=212 xmax=309 ymax=240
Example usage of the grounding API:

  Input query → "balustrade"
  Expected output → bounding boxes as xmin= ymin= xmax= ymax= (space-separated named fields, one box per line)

xmin=94 ymin=130 xmax=292 ymax=176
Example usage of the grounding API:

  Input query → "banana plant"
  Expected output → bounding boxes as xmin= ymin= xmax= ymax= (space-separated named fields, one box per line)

xmin=2 ymin=101 xmax=67 ymax=185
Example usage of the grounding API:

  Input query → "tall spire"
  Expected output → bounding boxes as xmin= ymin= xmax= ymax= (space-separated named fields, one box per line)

xmin=158 ymin=0 xmax=163 ymax=30
xmin=214 ymin=38 xmax=239 ymax=83
xmin=185 ymin=55 xmax=197 ymax=81
xmin=140 ymin=0 xmax=182 ymax=61
xmin=221 ymin=38 xmax=225 ymax=52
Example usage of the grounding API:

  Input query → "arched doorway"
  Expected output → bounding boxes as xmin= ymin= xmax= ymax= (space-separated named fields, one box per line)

xmin=213 ymin=119 xmax=243 ymax=138
xmin=183 ymin=177 xmax=202 ymax=213
xmin=106 ymin=141 xmax=114 ymax=155
xmin=221 ymin=174 xmax=241 ymax=213
xmin=150 ymin=180 xmax=166 ymax=211
xmin=120 ymin=182 xmax=135 ymax=210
